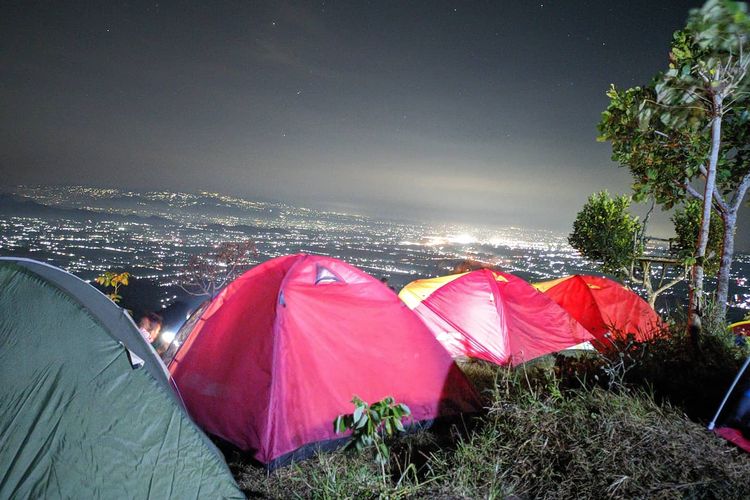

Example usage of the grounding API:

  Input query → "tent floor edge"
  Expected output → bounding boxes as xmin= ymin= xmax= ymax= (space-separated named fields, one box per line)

xmin=215 ymin=413 xmax=484 ymax=471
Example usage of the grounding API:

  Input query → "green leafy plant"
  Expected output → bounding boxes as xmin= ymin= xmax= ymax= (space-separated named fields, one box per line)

xmin=334 ymin=396 xmax=411 ymax=467
xmin=95 ymin=271 xmax=130 ymax=303
xmin=671 ymin=199 xmax=724 ymax=275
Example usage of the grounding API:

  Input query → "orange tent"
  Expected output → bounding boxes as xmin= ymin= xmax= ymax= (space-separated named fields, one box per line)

xmin=533 ymin=275 xmax=662 ymax=345
xmin=399 ymin=269 xmax=593 ymax=366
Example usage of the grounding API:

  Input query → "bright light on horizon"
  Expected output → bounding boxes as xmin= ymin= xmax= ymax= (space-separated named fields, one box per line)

xmin=449 ymin=233 xmax=477 ymax=245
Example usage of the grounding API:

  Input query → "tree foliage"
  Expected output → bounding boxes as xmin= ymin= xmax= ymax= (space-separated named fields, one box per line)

xmin=671 ymin=200 xmax=725 ymax=275
xmin=598 ymin=84 xmax=708 ymax=208
xmin=569 ymin=191 xmax=643 ymax=278
xmin=570 ymin=192 xmax=695 ymax=308
xmin=598 ymin=0 xmax=750 ymax=325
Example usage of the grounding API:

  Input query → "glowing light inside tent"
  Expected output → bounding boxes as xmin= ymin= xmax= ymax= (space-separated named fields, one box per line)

xmin=161 ymin=329 xmax=177 ymax=345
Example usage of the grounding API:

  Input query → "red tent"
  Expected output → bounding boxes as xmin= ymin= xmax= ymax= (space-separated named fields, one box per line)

xmin=533 ymin=275 xmax=662 ymax=345
xmin=399 ymin=269 xmax=594 ymax=366
xmin=710 ymin=357 xmax=750 ymax=454
xmin=169 ymin=254 xmax=480 ymax=467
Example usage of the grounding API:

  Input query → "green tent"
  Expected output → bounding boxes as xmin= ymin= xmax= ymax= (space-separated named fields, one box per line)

xmin=0 ymin=258 xmax=243 ymax=499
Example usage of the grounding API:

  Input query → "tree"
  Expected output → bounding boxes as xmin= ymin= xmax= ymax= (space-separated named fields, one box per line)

xmin=569 ymin=191 xmax=688 ymax=308
xmin=598 ymin=0 xmax=750 ymax=331
xmin=180 ymin=240 xmax=258 ymax=298
xmin=569 ymin=192 xmax=643 ymax=277
xmin=712 ymin=110 xmax=750 ymax=318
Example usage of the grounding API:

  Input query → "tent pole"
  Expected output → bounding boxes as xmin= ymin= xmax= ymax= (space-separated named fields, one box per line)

xmin=708 ymin=355 xmax=750 ymax=431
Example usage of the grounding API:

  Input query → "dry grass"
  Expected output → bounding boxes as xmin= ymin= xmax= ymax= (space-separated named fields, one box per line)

xmin=229 ymin=361 xmax=750 ymax=499
xmin=430 ymin=368 xmax=750 ymax=499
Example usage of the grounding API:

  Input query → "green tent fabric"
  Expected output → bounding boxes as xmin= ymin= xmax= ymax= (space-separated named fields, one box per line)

xmin=0 ymin=258 xmax=243 ymax=499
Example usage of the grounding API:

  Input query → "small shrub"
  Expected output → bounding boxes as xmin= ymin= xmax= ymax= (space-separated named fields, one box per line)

xmin=624 ymin=324 xmax=748 ymax=421
xmin=334 ymin=396 xmax=411 ymax=466
xmin=429 ymin=369 xmax=750 ymax=499
xmin=95 ymin=271 xmax=130 ymax=303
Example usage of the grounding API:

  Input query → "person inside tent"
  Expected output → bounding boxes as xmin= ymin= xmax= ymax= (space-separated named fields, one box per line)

xmin=138 ymin=312 xmax=166 ymax=354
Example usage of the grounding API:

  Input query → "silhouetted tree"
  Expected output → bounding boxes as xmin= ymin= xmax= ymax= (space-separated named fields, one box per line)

xmin=180 ymin=240 xmax=258 ymax=298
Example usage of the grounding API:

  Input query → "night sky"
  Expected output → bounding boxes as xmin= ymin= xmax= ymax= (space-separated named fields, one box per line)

xmin=2 ymin=1 xmax=747 ymax=249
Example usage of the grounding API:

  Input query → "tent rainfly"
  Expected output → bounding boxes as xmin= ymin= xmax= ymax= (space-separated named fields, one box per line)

xmin=0 ymin=258 xmax=243 ymax=499
xmin=709 ymin=357 xmax=750 ymax=453
xmin=399 ymin=269 xmax=594 ymax=366
xmin=533 ymin=274 xmax=662 ymax=346
xmin=169 ymin=254 xmax=481 ymax=468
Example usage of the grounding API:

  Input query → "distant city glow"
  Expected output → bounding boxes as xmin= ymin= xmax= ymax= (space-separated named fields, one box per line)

xmin=2 ymin=186 xmax=749 ymax=317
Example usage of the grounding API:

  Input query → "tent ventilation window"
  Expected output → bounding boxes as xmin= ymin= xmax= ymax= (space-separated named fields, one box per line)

xmin=315 ymin=265 xmax=342 ymax=285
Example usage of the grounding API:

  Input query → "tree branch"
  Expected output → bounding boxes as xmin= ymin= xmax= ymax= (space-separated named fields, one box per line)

xmin=653 ymin=268 xmax=688 ymax=297
xmin=731 ymin=171 xmax=750 ymax=213
xmin=683 ymin=182 xmax=704 ymax=201
xmin=682 ymin=179 xmax=728 ymax=214
xmin=712 ymin=187 xmax=729 ymax=214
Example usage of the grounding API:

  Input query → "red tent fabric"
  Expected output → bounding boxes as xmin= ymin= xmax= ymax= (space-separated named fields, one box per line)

xmin=399 ymin=269 xmax=594 ymax=366
xmin=169 ymin=254 xmax=480 ymax=467
xmin=533 ymin=275 xmax=662 ymax=345
xmin=714 ymin=427 xmax=750 ymax=453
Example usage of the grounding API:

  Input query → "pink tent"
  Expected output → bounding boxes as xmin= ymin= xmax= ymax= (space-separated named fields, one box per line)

xmin=399 ymin=269 xmax=594 ymax=366
xmin=169 ymin=254 xmax=480 ymax=467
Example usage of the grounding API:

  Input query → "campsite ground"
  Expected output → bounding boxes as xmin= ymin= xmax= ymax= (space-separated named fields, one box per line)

xmin=228 ymin=331 xmax=750 ymax=499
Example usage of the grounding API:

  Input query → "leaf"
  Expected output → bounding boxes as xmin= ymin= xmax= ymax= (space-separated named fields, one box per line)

xmin=355 ymin=412 xmax=368 ymax=429
xmin=353 ymin=405 xmax=364 ymax=424
xmin=334 ymin=415 xmax=345 ymax=434
xmin=384 ymin=419 xmax=393 ymax=436
xmin=378 ymin=442 xmax=389 ymax=459
xmin=394 ymin=419 xmax=405 ymax=433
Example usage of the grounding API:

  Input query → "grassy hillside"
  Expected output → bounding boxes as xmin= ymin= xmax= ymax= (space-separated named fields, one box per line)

xmin=229 ymin=356 xmax=750 ymax=499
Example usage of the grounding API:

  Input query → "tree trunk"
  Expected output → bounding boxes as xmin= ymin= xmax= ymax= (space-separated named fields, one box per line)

xmin=715 ymin=171 xmax=750 ymax=323
xmin=688 ymin=93 xmax=722 ymax=341
xmin=636 ymin=259 xmax=685 ymax=311
xmin=715 ymin=210 xmax=736 ymax=322
xmin=641 ymin=261 xmax=656 ymax=308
